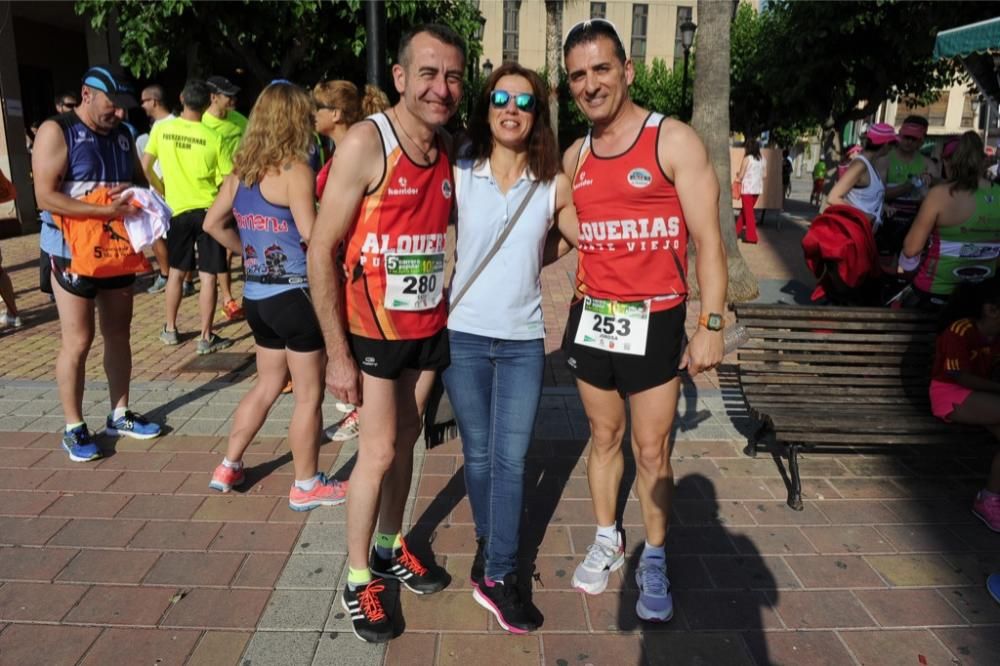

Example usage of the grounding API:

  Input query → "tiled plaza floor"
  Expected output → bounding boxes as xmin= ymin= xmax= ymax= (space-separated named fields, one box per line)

xmin=0 ymin=181 xmax=997 ymax=664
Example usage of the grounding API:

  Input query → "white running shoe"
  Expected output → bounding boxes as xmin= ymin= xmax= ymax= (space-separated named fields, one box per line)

xmin=571 ymin=532 xmax=625 ymax=594
xmin=635 ymin=556 xmax=673 ymax=622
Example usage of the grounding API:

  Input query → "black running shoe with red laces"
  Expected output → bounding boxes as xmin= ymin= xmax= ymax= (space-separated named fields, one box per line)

xmin=341 ymin=579 xmax=393 ymax=643
xmin=369 ymin=538 xmax=448 ymax=594
xmin=470 ymin=537 xmax=486 ymax=588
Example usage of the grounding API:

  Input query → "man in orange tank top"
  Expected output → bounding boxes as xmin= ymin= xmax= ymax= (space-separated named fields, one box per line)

xmin=560 ymin=20 xmax=728 ymax=623
xmin=307 ymin=24 xmax=464 ymax=643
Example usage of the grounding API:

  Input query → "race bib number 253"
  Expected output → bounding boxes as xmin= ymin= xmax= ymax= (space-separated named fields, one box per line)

xmin=573 ymin=296 xmax=650 ymax=355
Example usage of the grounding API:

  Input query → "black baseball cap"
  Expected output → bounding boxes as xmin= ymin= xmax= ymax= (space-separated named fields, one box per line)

xmin=207 ymin=76 xmax=240 ymax=96
xmin=82 ymin=64 xmax=138 ymax=109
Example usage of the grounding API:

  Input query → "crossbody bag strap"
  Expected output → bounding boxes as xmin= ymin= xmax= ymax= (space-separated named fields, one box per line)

xmin=449 ymin=179 xmax=541 ymax=311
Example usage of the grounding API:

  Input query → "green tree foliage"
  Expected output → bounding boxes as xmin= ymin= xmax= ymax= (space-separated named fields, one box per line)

xmin=75 ymin=0 xmax=483 ymax=87
xmin=731 ymin=1 xmax=997 ymax=148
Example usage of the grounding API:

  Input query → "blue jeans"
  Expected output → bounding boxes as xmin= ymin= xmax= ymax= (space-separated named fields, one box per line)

xmin=442 ymin=330 xmax=544 ymax=580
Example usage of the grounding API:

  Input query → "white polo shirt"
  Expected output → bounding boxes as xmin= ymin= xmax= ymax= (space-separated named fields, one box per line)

xmin=448 ymin=157 xmax=557 ymax=340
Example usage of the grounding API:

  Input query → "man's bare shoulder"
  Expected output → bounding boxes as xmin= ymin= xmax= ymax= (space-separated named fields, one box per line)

xmin=339 ymin=119 xmax=382 ymax=157
xmin=562 ymin=137 xmax=585 ymax=174
xmin=658 ymin=118 xmax=704 ymax=151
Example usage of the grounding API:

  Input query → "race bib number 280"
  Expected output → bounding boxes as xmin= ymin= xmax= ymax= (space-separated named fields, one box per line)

xmin=384 ymin=252 xmax=445 ymax=311
xmin=574 ymin=296 xmax=650 ymax=355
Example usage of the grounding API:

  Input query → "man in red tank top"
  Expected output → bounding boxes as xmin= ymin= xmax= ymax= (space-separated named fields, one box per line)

xmin=560 ymin=20 xmax=728 ymax=623
xmin=307 ymin=25 xmax=463 ymax=643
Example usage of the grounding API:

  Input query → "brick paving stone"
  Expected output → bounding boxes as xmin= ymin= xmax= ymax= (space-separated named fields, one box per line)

xmin=194 ymin=495 xmax=279 ymax=522
xmin=940 ymin=552 xmax=1000 ymax=585
xmin=384 ymin=632 xmax=437 ymax=666
xmin=257 ymin=589 xmax=334 ymax=631
xmin=769 ymin=589 xmax=874 ymax=629
xmin=0 ymin=516 xmax=68 ymax=545
xmin=583 ymin=589 xmax=683 ymax=633
xmin=104 ymin=470 xmax=190 ymax=494
xmin=0 ymin=468 xmax=53 ymax=490
xmin=871 ymin=525 xmax=953 ymax=553
xmin=0 ymin=581 xmax=88 ymax=622
xmin=839 ymin=629 xmax=959 ymax=666
xmin=56 ymin=549 xmax=160 ymax=584
xmin=64 ymin=585 xmax=178 ymax=626
xmin=160 ymin=588 xmax=271 ymax=630
xmin=128 ymin=520 xmax=223 ymax=550
xmin=400 ymin=591 xmax=488 ymax=631
xmin=95 ymin=451 xmax=175 ymax=472
xmin=78 ymin=627 xmax=201 ymax=665
xmin=41 ymin=492 xmax=132 ymax=519
xmin=664 ymin=525 xmax=739 ymax=555
xmin=209 ymin=522 xmax=301 ymax=553
xmin=240 ymin=631 xmax=319 ymax=666
xmin=438 ymin=633 xmax=540 ymax=666
xmin=542 ymin=633 xmax=643 ymax=666
xmin=152 ymin=435 xmax=223 ymax=452
xmin=117 ymin=494 xmax=205 ymax=520
xmin=0 ymin=431 xmax=44 ymax=447
xmin=783 ymin=555 xmax=885 ymax=588
xmin=524 ymin=590 xmax=587 ymax=631
xmin=186 ymin=631 xmax=251 ymax=666
xmin=948 ymin=523 xmax=1000 ymax=552
xmin=701 ymin=477 xmax=775 ymax=500
xmin=881 ymin=498 xmax=977 ymax=525
xmin=48 ymin=518 xmax=145 ymax=548
xmin=36 ymin=469 xmax=121 ymax=492
xmin=814 ymin=500 xmax=901 ymax=525
xmin=275 ymin=554 xmax=344 ymax=590
xmin=800 ymin=525 xmax=895 ymax=555
xmin=0 ymin=448 xmax=48 ymax=468
xmin=672 ymin=499 xmax=758 ymax=526
xmin=853 ymin=588 xmax=965 ymax=627
xmin=939 ymin=585 xmax=1000 ymax=625
xmin=745 ymin=501 xmax=829 ymax=526
xmin=0 ymin=623 xmax=101 ymax=666
xmin=826 ymin=478 xmax=910 ymax=499
xmin=673 ymin=590 xmax=783 ymax=631
xmin=232 ymin=553 xmax=288 ymax=588
xmin=865 ymin=554 xmax=971 ymax=587
xmin=530 ymin=554 xmax=600 ymax=591
xmin=162 ymin=451 xmax=225 ymax=473
xmin=762 ymin=477 xmax=843 ymax=502
xmin=728 ymin=527 xmax=817 ymax=555
xmin=0 ymin=489 xmax=60 ymax=515
xmin=0 ymin=546 xmax=78 ymax=581
xmin=743 ymin=630 xmax=856 ymax=666
xmin=933 ymin=627 xmax=1000 ymax=666
xmin=701 ymin=555 xmax=801 ymax=590
xmin=144 ymin=552 xmax=245 ymax=587
xmin=643 ymin=632 xmax=754 ymax=666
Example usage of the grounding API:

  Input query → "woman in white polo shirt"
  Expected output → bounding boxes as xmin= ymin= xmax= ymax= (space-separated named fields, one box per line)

xmin=443 ymin=62 xmax=577 ymax=634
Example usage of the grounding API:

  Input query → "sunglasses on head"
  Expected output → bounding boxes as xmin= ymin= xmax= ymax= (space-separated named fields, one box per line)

xmin=62 ymin=101 xmax=78 ymax=109
xmin=564 ymin=17 xmax=625 ymax=49
xmin=490 ymin=89 xmax=536 ymax=112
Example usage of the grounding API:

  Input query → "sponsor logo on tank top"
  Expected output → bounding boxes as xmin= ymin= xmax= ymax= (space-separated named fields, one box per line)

xmin=578 ymin=216 xmax=683 ymax=252
xmin=233 ymin=211 xmax=289 ymax=233
xmin=358 ymin=232 xmax=447 ymax=268
xmin=117 ymin=134 xmax=131 ymax=152
xmin=388 ymin=176 xmax=420 ymax=197
xmin=442 ymin=179 xmax=453 ymax=199
xmin=627 ymin=168 xmax=653 ymax=189
xmin=574 ymin=169 xmax=594 ymax=190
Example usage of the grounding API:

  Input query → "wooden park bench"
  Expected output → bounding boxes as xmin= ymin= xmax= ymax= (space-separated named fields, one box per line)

xmin=733 ymin=303 xmax=988 ymax=510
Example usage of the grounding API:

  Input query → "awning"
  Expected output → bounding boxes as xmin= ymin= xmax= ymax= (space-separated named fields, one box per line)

xmin=934 ymin=17 xmax=1000 ymax=101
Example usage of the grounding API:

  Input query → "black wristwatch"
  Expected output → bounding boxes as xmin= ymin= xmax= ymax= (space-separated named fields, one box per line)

xmin=699 ymin=313 xmax=724 ymax=331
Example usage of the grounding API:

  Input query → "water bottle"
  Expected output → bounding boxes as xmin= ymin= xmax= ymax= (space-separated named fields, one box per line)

xmin=723 ymin=324 xmax=749 ymax=355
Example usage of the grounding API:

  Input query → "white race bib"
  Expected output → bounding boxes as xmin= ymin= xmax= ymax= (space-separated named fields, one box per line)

xmin=574 ymin=296 xmax=650 ymax=356
xmin=384 ymin=252 xmax=445 ymax=311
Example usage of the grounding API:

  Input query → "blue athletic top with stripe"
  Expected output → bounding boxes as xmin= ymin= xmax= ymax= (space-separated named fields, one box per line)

xmin=232 ymin=181 xmax=308 ymax=300
xmin=40 ymin=112 xmax=136 ymax=258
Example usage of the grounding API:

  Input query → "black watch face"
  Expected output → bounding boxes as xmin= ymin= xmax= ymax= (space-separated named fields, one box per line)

xmin=707 ymin=314 xmax=723 ymax=331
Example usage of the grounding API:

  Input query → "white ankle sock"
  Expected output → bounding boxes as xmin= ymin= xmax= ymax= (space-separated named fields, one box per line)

xmin=112 ymin=407 xmax=128 ymax=421
xmin=222 ymin=457 xmax=243 ymax=470
xmin=641 ymin=541 xmax=665 ymax=561
xmin=595 ymin=524 xmax=619 ymax=545
xmin=294 ymin=474 xmax=320 ymax=492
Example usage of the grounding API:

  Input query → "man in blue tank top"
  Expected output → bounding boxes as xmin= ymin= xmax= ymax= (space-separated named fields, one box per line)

xmin=32 ymin=65 xmax=162 ymax=462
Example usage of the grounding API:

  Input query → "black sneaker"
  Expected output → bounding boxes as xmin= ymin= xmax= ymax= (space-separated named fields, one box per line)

xmin=470 ymin=537 xmax=486 ymax=588
xmin=369 ymin=538 xmax=448 ymax=595
xmin=341 ymin=580 xmax=392 ymax=643
xmin=472 ymin=573 xmax=539 ymax=634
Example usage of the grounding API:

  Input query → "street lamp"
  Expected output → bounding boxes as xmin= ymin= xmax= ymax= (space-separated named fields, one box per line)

xmin=679 ymin=20 xmax=697 ymax=121
xmin=467 ymin=14 xmax=487 ymax=119
xmin=482 ymin=59 xmax=494 ymax=79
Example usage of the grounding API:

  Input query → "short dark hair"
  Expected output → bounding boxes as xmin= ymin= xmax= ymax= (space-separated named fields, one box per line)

xmin=398 ymin=23 xmax=466 ymax=68
xmin=563 ymin=19 xmax=627 ymax=64
xmin=55 ymin=91 xmax=78 ymax=107
xmin=180 ymin=80 xmax=211 ymax=112
xmin=466 ymin=62 xmax=560 ymax=183
xmin=902 ymin=115 xmax=929 ymax=129
xmin=143 ymin=84 xmax=165 ymax=103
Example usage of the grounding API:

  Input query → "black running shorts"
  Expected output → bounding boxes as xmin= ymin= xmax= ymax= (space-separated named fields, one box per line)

xmin=349 ymin=329 xmax=450 ymax=380
xmin=244 ymin=288 xmax=325 ymax=353
xmin=166 ymin=209 xmax=227 ymax=274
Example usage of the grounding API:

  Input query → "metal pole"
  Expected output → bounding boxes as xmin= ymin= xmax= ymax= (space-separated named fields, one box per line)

xmin=365 ymin=0 xmax=386 ymax=90
xmin=680 ymin=47 xmax=691 ymax=121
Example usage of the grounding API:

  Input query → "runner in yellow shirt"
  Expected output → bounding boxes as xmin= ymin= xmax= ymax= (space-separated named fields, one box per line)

xmin=142 ymin=79 xmax=234 ymax=355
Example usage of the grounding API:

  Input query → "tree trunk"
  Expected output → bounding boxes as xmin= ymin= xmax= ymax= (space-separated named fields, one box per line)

xmin=690 ymin=0 xmax=758 ymax=303
xmin=545 ymin=1 xmax=563 ymax=137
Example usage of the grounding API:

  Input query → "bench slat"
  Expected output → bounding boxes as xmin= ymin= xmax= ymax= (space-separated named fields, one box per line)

xmin=739 ymin=362 xmax=927 ymax=377
xmin=744 ymin=330 xmax=935 ymax=343
xmin=740 ymin=374 xmax=927 ymax=386
xmin=740 ymin=318 xmax=937 ymax=332
xmin=769 ymin=431 xmax=966 ymax=445
xmin=743 ymin=340 xmax=921 ymax=353
xmin=734 ymin=304 xmax=934 ymax=322
xmin=737 ymin=351 xmax=931 ymax=366
xmin=742 ymin=384 xmax=922 ymax=397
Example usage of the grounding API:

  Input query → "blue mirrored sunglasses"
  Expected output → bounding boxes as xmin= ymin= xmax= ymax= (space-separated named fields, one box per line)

xmin=490 ymin=89 xmax=536 ymax=112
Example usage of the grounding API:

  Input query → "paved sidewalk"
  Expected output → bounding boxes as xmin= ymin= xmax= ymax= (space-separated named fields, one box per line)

xmin=1 ymin=187 xmax=998 ymax=665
